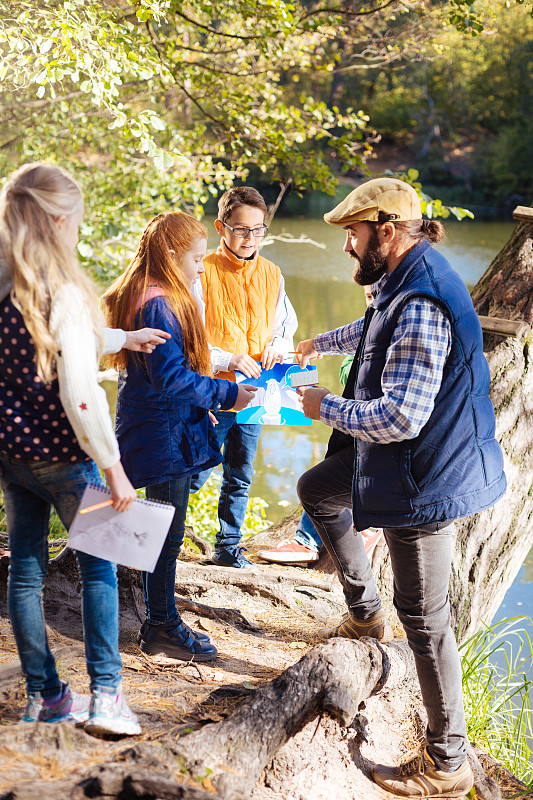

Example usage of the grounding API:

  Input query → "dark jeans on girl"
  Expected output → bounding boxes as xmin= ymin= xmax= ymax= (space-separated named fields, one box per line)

xmin=144 ymin=476 xmax=191 ymax=624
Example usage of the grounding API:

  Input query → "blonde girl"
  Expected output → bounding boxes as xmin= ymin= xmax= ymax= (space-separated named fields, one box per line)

xmin=0 ymin=163 xmax=141 ymax=735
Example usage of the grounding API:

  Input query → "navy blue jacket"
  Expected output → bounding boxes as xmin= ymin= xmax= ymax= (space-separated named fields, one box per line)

xmin=352 ymin=240 xmax=506 ymax=530
xmin=116 ymin=297 xmax=238 ymax=488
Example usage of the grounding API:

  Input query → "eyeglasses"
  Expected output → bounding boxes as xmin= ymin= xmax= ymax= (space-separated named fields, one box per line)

xmin=221 ymin=221 xmax=269 ymax=238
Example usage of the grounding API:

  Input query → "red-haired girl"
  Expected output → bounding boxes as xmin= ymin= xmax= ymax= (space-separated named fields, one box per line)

xmin=103 ymin=212 xmax=255 ymax=662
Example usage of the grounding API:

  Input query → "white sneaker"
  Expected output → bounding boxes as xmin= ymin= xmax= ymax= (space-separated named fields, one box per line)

xmin=84 ymin=686 xmax=141 ymax=736
xmin=258 ymin=539 xmax=319 ymax=564
xmin=22 ymin=681 xmax=90 ymax=723
xmin=361 ymin=528 xmax=384 ymax=560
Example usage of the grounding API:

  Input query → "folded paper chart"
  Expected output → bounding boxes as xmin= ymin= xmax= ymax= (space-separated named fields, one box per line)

xmin=68 ymin=484 xmax=175 ymax=572
xmin=235 ymin=363 xmax=318 ymax=426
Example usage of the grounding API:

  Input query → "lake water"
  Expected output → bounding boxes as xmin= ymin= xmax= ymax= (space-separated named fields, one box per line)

xmin=202 ymin=216 xmax=533 ymax=635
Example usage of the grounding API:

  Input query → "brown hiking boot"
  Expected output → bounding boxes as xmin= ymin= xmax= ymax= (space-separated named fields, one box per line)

xmin=372 ymin=747 xmax=474 ymax=797
xmin=318 ymin=610 xmax=394 ymax=643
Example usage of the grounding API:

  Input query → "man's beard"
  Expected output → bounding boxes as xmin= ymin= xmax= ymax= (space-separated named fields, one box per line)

xmin=350 ymin=228 xmax=388 ymax=286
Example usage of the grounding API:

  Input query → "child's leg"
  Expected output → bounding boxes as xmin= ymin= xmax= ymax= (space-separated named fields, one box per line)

xmin=143 ymin=477 xmax=191 ymax=624
xmin=1 ymin=461 xmax=59 ymax=697
xmin=139 ymin=477 xmax=217 ymax=662
xmin=75 ymin=551 xmax=122 ymax=692
xmin=295 ymin=511 xmax=323 ymax=550
xmin=47 ymin=460 xmax=124 ymax=693
xmin=217 ymin=417 xmax=262 ymax=550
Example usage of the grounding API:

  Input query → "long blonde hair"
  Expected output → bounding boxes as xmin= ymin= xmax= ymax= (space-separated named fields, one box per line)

xmin=103 ymin=211 xmax=211 ymax=375
xmin=0 ymin=163 xmax=103 ymax=383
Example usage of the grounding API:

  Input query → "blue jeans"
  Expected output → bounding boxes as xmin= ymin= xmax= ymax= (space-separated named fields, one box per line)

xmin=0 ymin=456 xmax=122 ymax=697
xmin=298 ymin=451 xmax=467 ymax=770
xmin=294 ymin=511 xmax=323 ymax=551
xmin=143 ymin=477 xmax=191 ymax=624
xmin=190 ymin=411 xmax=262 ymax=549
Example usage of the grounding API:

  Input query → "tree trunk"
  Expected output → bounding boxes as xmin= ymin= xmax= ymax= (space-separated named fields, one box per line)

xmin=452 ymin=217 xmax=533 ymax=640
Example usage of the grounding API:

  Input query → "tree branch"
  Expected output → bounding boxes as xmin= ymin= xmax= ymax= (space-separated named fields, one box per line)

xmin=297 ymin=0 xmax=401 ymax=24
xmin=172 ymin=8 xmax=261 ymax=41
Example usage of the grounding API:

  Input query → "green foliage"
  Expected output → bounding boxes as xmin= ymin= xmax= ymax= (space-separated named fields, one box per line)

xmin=460 ymin=617 xmax=533 ymax=785
xmin=0 ymin=0 xmax=380 ymax=280
xmin=330 ymin=1 xmax=533 ymax=208
xmin=187 ymin=473 xmax=271 ymax=544
xmin=383 ymin=169 xmax=474 ymax=220
xmin=2 ymin=0 xmax=504 ymax=282
xmin=473 ymin=123 xmax=533 ymax=207
xmin=448 ymin=0 xmax=533 ymax=35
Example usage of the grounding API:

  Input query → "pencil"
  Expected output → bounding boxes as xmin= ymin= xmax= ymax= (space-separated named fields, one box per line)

xmin=79 ymin=499 xmax=114 ymax=514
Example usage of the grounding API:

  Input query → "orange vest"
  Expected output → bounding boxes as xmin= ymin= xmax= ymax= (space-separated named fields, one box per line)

xmin=201 ymin=240 xmax=281 ymax=380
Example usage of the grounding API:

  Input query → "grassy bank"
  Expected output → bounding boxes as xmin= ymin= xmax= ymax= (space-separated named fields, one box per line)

xmin=460 ymin=617 xmax=533 ymax=785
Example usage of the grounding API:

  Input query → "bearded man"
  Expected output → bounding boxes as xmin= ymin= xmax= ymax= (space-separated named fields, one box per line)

xmin=295 ymin=177 xmax=506 ymax=797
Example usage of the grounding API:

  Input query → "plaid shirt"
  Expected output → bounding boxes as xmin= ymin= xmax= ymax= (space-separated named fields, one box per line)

xmin=316 ymin=288 xmax=452 ymax=444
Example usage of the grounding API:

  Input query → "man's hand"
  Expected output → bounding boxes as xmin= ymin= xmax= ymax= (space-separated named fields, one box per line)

xmin=296 ymin=385 xmax=331 ymax=420
xmin=261 ymin=346 xmax=283 ymax=371
xmin=231 ymin=384 xmax=259 ymax=411
xmin=295 ymin=338 xmax=321 ymax=368
xmin=228 ymin=354 xmax=261 ymax=379
xmin=125 ymin=328 xmax=171 ymax=353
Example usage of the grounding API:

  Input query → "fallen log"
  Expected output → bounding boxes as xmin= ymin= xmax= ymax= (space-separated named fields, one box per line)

xmin=172 ymin=637 xmax=404 ymax=799
xmin=0 ymin=636 xmax=503 ymax=800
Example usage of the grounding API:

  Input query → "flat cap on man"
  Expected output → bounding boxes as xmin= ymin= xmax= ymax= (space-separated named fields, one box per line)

xmin=324 ymin=177 xmax=422 ymax=226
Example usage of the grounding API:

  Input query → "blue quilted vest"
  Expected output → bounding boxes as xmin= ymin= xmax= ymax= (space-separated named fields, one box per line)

xmin=351 ymin=240 xmax=506 ymax=530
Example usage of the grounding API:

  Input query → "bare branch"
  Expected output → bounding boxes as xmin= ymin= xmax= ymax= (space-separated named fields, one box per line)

xmin=297 ymin=0 xmax=401 ymax=24
xmin=172 ymin=8 xmax=262 ymax=41
xmin=266 ymin=179 xmax=293 ymax=225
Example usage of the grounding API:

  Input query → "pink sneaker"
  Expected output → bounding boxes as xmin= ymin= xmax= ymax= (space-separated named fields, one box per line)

xmin=258 ymin=539 xmax=319 ymax=564
xmin=360 ymin=528 xmax=384 ymax=560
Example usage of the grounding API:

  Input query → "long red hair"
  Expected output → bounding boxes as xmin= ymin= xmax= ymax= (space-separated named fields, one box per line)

xmin=103 ymin=211 xmax=210 ymax=375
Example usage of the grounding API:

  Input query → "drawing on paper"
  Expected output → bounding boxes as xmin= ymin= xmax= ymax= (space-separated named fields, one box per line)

xmin=235 ymin=363 xmax=317 ymax=426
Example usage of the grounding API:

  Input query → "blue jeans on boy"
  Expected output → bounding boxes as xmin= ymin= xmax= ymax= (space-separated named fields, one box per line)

xmin=294 ymin=511 xmax=323 ymax=551
xmin=0 ymin=456 xmax=122 ymax=698
xmin=190 ymin=411 xmax=262 ymax=550
xmin=143 ymin=476 xmax=191 ymax=624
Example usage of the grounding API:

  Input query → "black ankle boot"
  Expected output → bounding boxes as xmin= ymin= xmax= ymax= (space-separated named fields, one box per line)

xmin=139 ymin=620 xmax=217 ymax=662
xmin=137 ymin=618 xmax=210 ymax=644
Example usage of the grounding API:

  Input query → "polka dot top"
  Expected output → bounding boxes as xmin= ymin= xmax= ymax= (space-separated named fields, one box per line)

xmin=0 ymin=296 xmax=88 ymax=463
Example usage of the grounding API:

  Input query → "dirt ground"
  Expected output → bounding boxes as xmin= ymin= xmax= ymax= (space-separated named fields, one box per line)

xmin=0 ymin=544 xmax=529 ymax=800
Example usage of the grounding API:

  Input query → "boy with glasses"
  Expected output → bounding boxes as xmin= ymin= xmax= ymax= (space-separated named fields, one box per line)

xmin=191 ymin=186 xmax=297 ymax=568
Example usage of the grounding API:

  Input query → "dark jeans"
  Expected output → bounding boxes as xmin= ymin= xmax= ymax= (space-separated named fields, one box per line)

xmin=297 ymin=446 xmax=381 ymax=616
xmin=0 ymin=456 xmax=122 ymax=696
xmin=384 ymin=523 xmax=466 ymax=770
xmin=190 ymin=411 xmax=262 ymax=549
xmin=297 ymin=450 xmax=467 ymax=770
xmin=143 ymin=476 xmax=191 ymax=624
